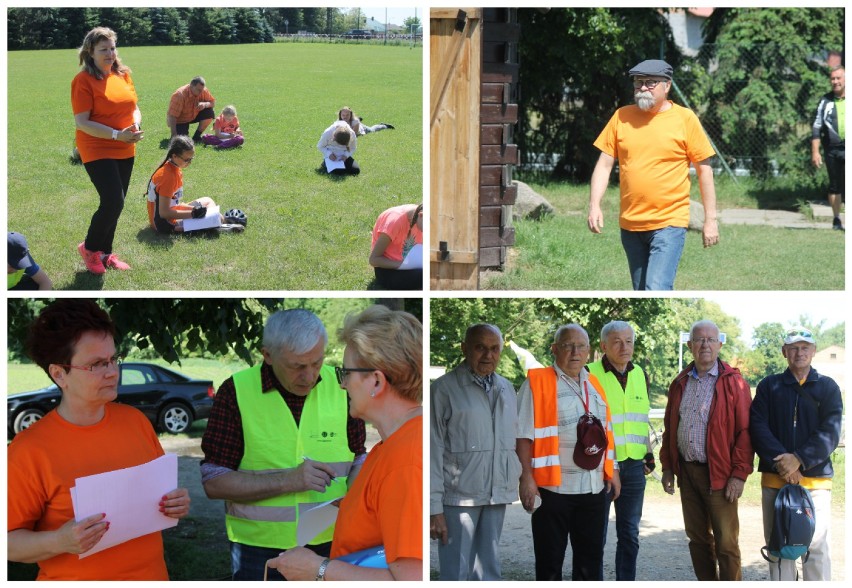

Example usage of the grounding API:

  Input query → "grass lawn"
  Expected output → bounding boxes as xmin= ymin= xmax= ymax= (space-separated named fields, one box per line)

xmin=7 ymin=42 xmax=422 ymax=290
xmin=483 ymin=179 xmax=845 ymax=290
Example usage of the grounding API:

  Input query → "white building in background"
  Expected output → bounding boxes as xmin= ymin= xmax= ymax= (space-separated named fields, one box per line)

xmin=664 ymin=8 xmax=713 ymax=57
xmin=812 ymin=345 xmax=845 ymax=392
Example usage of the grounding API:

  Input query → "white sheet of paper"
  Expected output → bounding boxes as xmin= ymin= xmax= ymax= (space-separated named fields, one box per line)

xmin=297 ymin=499 xmax=339 ymax=546
xmin=182 ymin=205 xmax=221 ymax=232
xmin=399 ymin=243 xmax=423 ymax=269
xmin=324 ymin=155 xmax=346 ymax=172
xmin=71 ymin=453 xmax=179 ymax=558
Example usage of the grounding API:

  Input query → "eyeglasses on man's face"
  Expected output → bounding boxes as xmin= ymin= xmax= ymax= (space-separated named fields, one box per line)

xmin=57 ymin=355 xmax=123 ymax=374
xmin=691 ymin=338 xmax=719 ymax=346
xmin=554 ymin=343 xmax=589 ymax=353
xmin=633 ymin=78 xmax=666 ymax=90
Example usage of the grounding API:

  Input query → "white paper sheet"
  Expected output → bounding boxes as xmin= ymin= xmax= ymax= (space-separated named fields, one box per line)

xmin=324 ymin=155 xmax=346 ymax=172
xmin=71 ymin=453 xmax=179 ymax=558
xmin=297 ymin=499 xmax=339 ymax=547
xmin=399 ymin=243 xmax=423 ymax=269
xmin=182 ymin=205 xmax=221 ymax=232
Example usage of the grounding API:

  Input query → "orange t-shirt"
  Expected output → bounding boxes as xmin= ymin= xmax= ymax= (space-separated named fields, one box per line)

xmin=330 ymin=415 xmax=422 ymax=567
xmin=71 ymin=70 xmax=137 ymax=164
xmin=146 ymin=162 xmax=184 ymax=228
xmin=593 ymin=102 xmax=716 ymax=231
xmin=371 ymin=206 xmax=423 ymax=263
xmin=168 ymin=84 xmax=215 ymax=123
xmin=7 ymin=403 xmax=168 ymax=580
xmin=214 ymin=114 xmax=240 ymax=135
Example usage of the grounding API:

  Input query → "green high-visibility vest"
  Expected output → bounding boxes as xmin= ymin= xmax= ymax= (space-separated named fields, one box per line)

xmin=225 ymin=363 xmax=354 ymax=549
xmin=8 ymin=269 xmax=24 ymax=289
xmin=587 ymin=361 xmax=650 ymax=461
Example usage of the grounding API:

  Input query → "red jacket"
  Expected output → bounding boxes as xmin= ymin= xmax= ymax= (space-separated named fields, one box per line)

xmin=660 ymin=359 xmax=754 ymax=491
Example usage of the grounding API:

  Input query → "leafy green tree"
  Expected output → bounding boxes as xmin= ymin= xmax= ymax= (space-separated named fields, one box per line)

xmin=738 ymin=321 xmax=788 ymax=385
xmin=516 ymin=8 xmax=679 ymax=181
xmin=699 ymin=8 xmax=844 ymax=183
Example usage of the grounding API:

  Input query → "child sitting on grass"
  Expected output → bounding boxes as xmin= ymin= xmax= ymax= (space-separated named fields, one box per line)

xmin=201 ymin=105 xmax=244 ymax=149
xmin=146 ymin=136 xmax=223 ymax=233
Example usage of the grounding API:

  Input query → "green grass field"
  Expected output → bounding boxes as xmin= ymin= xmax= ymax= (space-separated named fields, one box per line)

xmin=7 ymin=43 xmax=422 ymax=290
xmin=483 ymin=179 xmax=845 ymax=290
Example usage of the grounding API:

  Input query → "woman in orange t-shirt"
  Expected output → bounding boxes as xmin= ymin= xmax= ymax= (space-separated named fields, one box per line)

xmin=369 ymin=204 xmax=423 ymax=291
xmin=6 ymin=300 xmax=190 ymax=580
xmin=267 ymin=305 xmax=423 ymax=581
xmin=71 ymin=27 xmax=144 ymax=275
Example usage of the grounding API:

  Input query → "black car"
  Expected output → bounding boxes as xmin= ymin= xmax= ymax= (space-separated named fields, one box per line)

xmin=8 ymin=362 xmax=215 ymax=438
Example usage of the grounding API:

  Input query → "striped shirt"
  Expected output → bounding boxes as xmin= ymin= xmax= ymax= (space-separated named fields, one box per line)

xmin=676 ymin=362 xmax=719 ymax=463
xmin=518 ymin=366 xmax=612 ymax=495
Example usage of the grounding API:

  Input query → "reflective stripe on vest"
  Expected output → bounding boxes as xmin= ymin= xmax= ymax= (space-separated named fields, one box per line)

xmin=225 ymin=363 xmax=354 ymax=549
xmin=527 ymin=368 xmax=615 ymax=486
xmin=587 ymin=361 xmax=650 ymax=461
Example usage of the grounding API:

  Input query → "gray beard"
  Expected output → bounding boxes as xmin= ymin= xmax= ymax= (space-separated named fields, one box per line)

xmin=635 ymin=92 xmax=655 ymax=112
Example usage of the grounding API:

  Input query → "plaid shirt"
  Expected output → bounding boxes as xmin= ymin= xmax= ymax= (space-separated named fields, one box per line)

xmin=676 ymin=362 xmax=719 ymax=463
xmin=167 ymin=83 xmax=215 ymax=124
xmin=200 ymin=362 xmax=366 ymax=471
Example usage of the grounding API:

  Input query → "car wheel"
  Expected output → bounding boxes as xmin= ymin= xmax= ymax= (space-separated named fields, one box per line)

xmin=14 ymin=408 xmax=45 ymax=434
xmin=158 ymin=403 xmax=192 ymax=434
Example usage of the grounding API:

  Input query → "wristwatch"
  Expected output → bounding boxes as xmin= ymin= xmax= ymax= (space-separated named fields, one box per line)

xmin=315 ymin=558 xmax=331 ymax=581
xmin=111 ymin=129 xmax=119 ymax=140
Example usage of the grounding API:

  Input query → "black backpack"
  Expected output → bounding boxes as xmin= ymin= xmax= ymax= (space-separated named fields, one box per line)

xmin=761 ymin=484 xmax=815 ymax=575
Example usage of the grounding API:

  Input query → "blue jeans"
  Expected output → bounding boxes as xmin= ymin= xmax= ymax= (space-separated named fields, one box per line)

xmin=602 ymin=458 xmax=647 ymax=580
xmin=620 ymin=227 xmax=686 ymax=290
xmin=230 ymin=541 xmax=331 ymax=581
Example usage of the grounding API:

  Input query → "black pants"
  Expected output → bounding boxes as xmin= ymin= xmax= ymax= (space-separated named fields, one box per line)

xmin=322 ymin=157 xmax=360 ymax=175
xmin=83 ymin=157 xmax=134 ymax=254
xmin=9 ymin=275 xmax=39 ymax=290
xmin=531 ymin=487 xmax=608 ymax=581
xmin=374 ymin=267 xmax=421 ymax=290
xmin=176 ymin=107 xmax=216 ymax=138
xmin=826 ymin=148 xmax=845 ymax=199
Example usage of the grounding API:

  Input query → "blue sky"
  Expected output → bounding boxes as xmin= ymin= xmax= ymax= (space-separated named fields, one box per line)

xmin=359 ymin=6 xmax=421 ymax=27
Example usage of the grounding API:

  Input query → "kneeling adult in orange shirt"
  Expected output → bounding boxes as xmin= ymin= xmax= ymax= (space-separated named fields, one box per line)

xmin=266 ymin=305 xmax=423 ymax=581
xmin=7 ymin=300 xmax=190 ymax=580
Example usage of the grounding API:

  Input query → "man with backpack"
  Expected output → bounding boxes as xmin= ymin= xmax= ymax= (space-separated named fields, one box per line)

xmin=749 ymin=327 xmax=843 ymax=580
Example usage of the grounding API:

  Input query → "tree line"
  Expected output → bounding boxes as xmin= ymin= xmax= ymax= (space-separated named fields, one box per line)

xmin=429 ymin=297 xmax=844 ymax=404
xmin=6 ymin=298 xmax=422 ymax=369
xmin=7 ymin=7 xmax=418 ymax=50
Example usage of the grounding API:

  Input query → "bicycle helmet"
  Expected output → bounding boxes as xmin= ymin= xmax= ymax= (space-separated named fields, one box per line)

xmin=224 ymin=208 xmax=247 ymax=227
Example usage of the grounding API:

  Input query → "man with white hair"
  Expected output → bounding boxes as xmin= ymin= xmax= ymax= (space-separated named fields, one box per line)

xmin=430 ymin=323 xmax=521 ymax=580
xmin=750 ymin=326 xmax=843 ymax=580
xmin=588 ymin=59 xmax=718 ymax=290
xmin=587 ymin=320 xmax=653 ymax=580
xmin=660 ymin=319 xmax=753 ymax=581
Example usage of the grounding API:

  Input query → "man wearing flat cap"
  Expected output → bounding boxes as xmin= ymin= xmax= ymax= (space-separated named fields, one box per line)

xmin=750 ymin=326 xmax=842 ymax=580
xmin=516 ymin=324 xmax=620 ymax=580
xmin=588 ymin=59 xmax=719 ymax=290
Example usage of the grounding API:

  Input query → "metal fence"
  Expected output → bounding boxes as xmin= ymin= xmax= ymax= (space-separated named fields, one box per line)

xmin=669 ymin=43 xmax=839 ymax=180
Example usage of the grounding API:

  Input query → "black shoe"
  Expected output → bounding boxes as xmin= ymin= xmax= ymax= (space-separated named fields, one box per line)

xmin=833 ymin=217 xmax=844 ymax=231
xmin=381 ymin=122 xmax=394 ymax=130
xmin=192 ymin=133 xmax=202 ymax=143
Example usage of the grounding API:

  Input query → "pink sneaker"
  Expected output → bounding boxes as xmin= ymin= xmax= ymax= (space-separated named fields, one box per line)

xmin=103 ymin=253 xmax=131 ymax=270
xmin=78 ymin=242 xmax=105 ymax=274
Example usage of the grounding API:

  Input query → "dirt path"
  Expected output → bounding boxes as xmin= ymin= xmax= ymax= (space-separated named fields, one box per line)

xmin=429 ymin=495 xmax=846 ymax=581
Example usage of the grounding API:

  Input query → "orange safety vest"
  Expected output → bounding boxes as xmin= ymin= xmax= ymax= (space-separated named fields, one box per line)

xmin=527 ymin=367 xmax=615 ymax=486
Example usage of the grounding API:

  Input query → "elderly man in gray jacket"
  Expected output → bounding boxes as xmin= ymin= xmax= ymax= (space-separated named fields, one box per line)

xmin=430 ymin=323 xmax=522 ymax=580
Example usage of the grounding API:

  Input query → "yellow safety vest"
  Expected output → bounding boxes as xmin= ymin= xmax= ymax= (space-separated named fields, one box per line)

xmin=225 ymin=364 xmax=354 ymax=549
xmin=8 ymin=269 xmax=24 ymax=289
xmin=587 ymin=361 xmax=650 ymax=461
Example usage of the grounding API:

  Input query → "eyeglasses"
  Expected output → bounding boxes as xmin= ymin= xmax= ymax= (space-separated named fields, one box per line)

xmin=335 ymin=366 xmax=376 ymax=386
xmin=175 ymin=154 xmax=194 ymax=164
xmin=554 ymin=343 xmax=589 ymax=352
xmin=691 ymin=338 xmax=719 ymax=346
xmin=633 ymin=78 xmax=666 ymax=90
xmin=57 ymin=355 xmax=123 ymax=374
